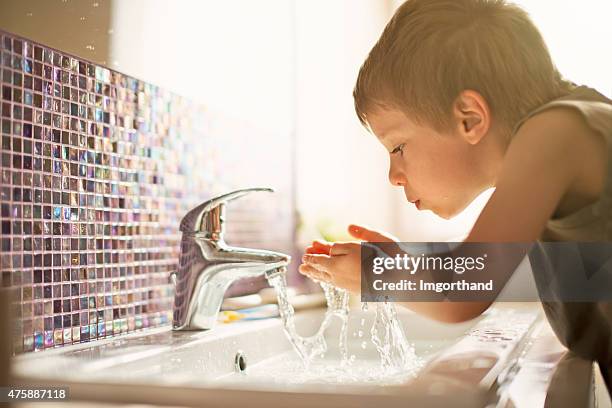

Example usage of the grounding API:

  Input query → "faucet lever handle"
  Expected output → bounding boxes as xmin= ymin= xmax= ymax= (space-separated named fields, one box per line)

xmin=180 ymin=187 xmax=274 ymax=234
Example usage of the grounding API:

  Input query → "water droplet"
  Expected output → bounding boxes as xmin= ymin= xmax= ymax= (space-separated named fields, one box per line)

xmin=26 ymin=12 xmax=33 ymax=17
xmin=361 ymin=341 xmax=367 ymax=349
xmin=80 ymin=16 xmax=86 ymax=21
xmin=85 ymin=45 xmax=95 ymax=51
xmin=357 ymin=330 xmax=364 ymax=338
xmin=93 ymin=2 xmax=99 ymax=7
xmin=107 ymin=29 xmax=114 ymax=35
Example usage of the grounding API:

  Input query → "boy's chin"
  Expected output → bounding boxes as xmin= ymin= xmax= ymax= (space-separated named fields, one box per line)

xmin=410 ymin=197 xmax=462 ymax=219
xmin=431 ymin=203 xmax=462 ymax=220
xmin=429 ymin=195 xmax=478 ymax=220
xmin=435 ymin=210 xmax=455 ymax=220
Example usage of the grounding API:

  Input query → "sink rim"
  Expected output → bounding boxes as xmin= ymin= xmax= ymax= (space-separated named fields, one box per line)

xmin=10 ymin=304 xmax=543 ymax=406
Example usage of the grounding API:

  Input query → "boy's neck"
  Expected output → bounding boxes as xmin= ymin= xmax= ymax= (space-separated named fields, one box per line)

xmin=480 ymin=124 xmax=510 ymax=189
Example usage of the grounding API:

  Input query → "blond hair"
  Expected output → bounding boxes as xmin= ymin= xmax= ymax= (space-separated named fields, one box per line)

xmin=354 ymin=0 xmax=570 ymax=134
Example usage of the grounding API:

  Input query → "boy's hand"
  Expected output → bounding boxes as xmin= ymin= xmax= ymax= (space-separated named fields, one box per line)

xmin=299 ymin=224 xmax=396 ymax=293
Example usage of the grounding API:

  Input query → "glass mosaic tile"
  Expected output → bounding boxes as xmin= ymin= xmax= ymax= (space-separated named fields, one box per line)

xmin=1 ymin=30 xmax=295 ymax=353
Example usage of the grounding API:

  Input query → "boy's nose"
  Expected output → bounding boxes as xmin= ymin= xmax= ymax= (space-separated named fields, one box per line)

xmin=388 ymin=166 xmax=406 ymax=187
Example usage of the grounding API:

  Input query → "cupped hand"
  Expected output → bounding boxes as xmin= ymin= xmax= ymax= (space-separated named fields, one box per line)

xmin=299 ymin=224 xmax=397 ymax=293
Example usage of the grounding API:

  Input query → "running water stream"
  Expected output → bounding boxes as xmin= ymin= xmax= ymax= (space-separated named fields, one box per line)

xmin=266 ymin=273 xmax=422 ymax=380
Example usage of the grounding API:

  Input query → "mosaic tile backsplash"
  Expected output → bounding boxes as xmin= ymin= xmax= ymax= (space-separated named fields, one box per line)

xmin=0 ymin=30 xmax=295 ymax=353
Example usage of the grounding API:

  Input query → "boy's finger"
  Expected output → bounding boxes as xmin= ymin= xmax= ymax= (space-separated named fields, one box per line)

xmin=298 ymin=263 xmax=313 ymax=275
xmin=298 ymin=264 xmax=332 ymax=283
xmin=304 ymin=240 xmax=332 ymax=255
xmin=299 ymin=263 xmax=322 ymax=276
xmin=305 ymin=245 xmax=328 ymax=255
xmin=312 ymin=240 xmax=332 ymax=253
xmin=329 ymin=242 xmax=355 ymax=255
xmin=302 ymin=254 xmax=335 ymax=271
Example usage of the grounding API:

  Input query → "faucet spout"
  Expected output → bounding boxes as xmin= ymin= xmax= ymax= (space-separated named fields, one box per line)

xmin=172 ymin=188 xmax=291 ymax=331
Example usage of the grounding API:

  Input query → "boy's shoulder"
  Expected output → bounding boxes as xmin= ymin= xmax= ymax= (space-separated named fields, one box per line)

xmin=515 ymin=86 xmax=612 ymax=148
xmin=511 ymin=105 xmax=607 ymax=219
xmin=517 ymin=105 xmax=601 ymax=149
xmin=514 ymin=85 xmax=611 ymax=144
xmin=511 ymin=104 xmax=602 ymax=167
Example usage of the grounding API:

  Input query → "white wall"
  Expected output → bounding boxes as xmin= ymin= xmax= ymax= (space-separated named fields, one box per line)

xmin=293 ymin=0 xmax=399 ymax=245
xmin=109 ymin=0 xmax=295 ymax=135
xmin=515 ymin=0 xmax=612 ymax=98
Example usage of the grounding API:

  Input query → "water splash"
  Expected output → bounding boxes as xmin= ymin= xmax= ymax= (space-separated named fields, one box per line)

xmin=321 ymin=282 xmax=350 ymax=366
xmin=370 ymin=302 xmax=419 ymax=372
xmin=266 ymin=273 xmax=422 ymax=377
xmin=267 ymin=274 xmax=330 ymax=365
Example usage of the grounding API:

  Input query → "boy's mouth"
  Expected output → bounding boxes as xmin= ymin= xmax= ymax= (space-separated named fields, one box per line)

xmin=409 ymin=198 xmax=421 ymax=209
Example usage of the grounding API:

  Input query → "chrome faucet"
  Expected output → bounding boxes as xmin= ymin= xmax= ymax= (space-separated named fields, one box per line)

xmin=172 ymin=187 xmax=291 ymax=331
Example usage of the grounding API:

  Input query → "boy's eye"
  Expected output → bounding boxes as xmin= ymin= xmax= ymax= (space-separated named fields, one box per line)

xmin=391 ymin=144 xmax=405 ymax=155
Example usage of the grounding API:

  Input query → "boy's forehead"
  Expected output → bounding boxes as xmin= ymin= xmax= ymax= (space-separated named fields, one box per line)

xmin=366 ymin=108 xmax=409 ymax=139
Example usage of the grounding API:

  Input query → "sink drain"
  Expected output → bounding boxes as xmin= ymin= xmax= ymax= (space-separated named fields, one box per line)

xmin=234 ymin=351 xmax=247 ymax=373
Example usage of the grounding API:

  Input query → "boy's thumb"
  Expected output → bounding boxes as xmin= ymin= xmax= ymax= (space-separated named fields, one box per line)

xmin=347 ymin=224 xmax=395 ymax=243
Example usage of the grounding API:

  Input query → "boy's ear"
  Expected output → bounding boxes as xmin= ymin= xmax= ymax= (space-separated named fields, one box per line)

xmin=453 ymin=90 xmax=491 ymax=144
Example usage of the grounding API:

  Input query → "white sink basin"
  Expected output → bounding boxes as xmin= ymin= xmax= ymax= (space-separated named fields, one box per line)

xmin=12 ymin=304 xmax=542 ymax=407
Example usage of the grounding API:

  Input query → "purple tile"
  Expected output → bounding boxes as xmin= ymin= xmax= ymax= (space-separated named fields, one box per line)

xmin=43 ymin=330 xmax=53 ymax=348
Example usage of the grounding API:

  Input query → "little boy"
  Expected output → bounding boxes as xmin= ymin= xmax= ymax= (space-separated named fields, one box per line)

xmin=299 ymin=0 xmax=612 ymax=393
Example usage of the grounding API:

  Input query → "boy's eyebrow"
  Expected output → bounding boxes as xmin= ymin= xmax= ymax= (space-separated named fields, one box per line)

xmin=377 ymin=124 xmax=400 ymax=140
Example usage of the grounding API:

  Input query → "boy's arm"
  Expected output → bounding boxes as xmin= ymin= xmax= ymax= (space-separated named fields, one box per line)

xmin=400 ymin=108 xmax=603 ymax=322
